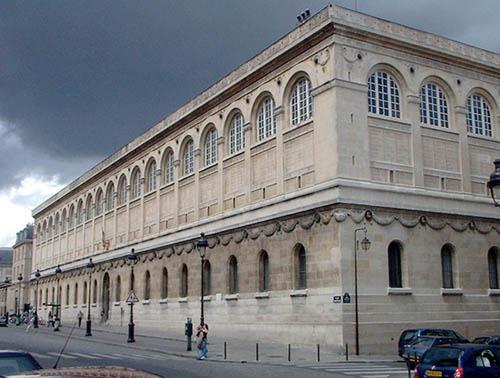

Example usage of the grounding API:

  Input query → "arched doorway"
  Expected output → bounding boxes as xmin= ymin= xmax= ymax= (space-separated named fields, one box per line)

xmin=102 ymin=273 xmax=110 ymax=321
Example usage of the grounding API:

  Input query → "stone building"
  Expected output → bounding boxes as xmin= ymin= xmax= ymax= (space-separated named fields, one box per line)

xmin=0 ymin=248 xmax=12 ymax=314
xmin=31 ymin=5 xmax=499 ymax=353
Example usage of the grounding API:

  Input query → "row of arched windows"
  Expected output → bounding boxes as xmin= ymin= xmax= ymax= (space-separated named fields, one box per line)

xmin=388 ymin=242 xmax=499 ymax=290
xmin=368 ymin=70 xmax=495 ymax=137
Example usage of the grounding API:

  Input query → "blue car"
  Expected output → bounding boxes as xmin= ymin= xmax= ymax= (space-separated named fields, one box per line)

xmin=415 ymin=344 xmax=500 ymax=378
xmin=399 ymin=328 xmax=468 ymax=357
xmin=403 ymin=336 xmax=459 ymax=368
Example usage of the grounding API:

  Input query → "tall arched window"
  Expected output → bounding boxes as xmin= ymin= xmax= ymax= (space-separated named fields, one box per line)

xmin=258 ymin=250 xmax=270 ymax=292
xmin=131 ymin=168 xmax=141 ymax=199
xmin=93 ymin=279 xmax=98 ymax=303
xmin=45 ymin=288 xmax=49 ymax=304
xmin=144 ymin=271 xmax=151 ymax=300
xmin=74 ymin=283 xmax=78 ymax=305
xmin=146 ymin=160 xmax=157 ymax=192
xmin=54 ymin=213 xmax=60 ymax=235
xmin=291 ymin=77 xmax=313 ymax=125
xmin=76 ymin=200 xmax=84 ymax=225
xmin=62 ymin=210 xmax=68 ymax=232
xmin=204 ymin=127 xmax=218 ymax=166
xmin=228 ymin=255 xmax=238 ymax=294
xmin=106 ymin=183 xmax=115 ymax=211
xmin=183 ymin=140 xmax=194 ymax=175
xmin=68 ymin=205 xmax=75 ymax=228
xmin=467 ymin=94 xmax=492 ymax=137
xmin=95 ymin=189 xmax=104 ymax=216
xmin=51 ymin=287 xmax=55 ymax=303
xmin=117 ymin=176 xmax=127 ymax=206
xmin=180 ymin=264 xmax=188 ymax=297
xmin=203 ymin=260 xmax=211 ymax=296
xmin=116 ymin=275 xmax=121 ymax=301
xmin=83 ymin=282 xmax=87 ymax=304
xmin=229 ymin=113 xmax=244 ymax=155
xmin=294 ymin=244 xmax=307 ymax=290
xmin=420 ymin=83 xmax=449 ymax=128
xmin=47 ymin=217 xmax=53 ymax=238
xmin=65 ymin=284 xmax=70 ymax=305
xmin=368 ymin=71 xmax=400 ymax=118
xmin=441 ymin=244 xmax=455 ymax=289
xmin=488 ymin=247 xmax=499 ymax=289
xmin=85 ymin=195 xmax=93 ymax=221
xmin=161 ymin=268 xmax=168 ymax=298
xmin=257 ymin=96 xmax=276 ymax=141
xmin=163 ymin=151 xmax=174 ymax=184
xmin=388 ymin=242 xmax=403 ymax=288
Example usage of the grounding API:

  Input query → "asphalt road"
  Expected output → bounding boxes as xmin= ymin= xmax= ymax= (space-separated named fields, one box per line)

xmin=0 ymin=326 xmax=410 ymax=377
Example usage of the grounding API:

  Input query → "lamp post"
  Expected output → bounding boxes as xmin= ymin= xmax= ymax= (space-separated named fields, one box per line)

xmin=127 ymin=248 xmax=138 ymax=343
xmin=487 ymin=159 xmax=500 ymax=207
xmin=4 ymin=277 xmax=10 ymax=317
xmin=85 ymin=258 xmax=95 ymax=337
xmin=353 ymin=226 xmax=371 ymax=356
xmin=34 ymin=269 xmax=41 ymax=328
xmin=197 ymin=233 xmax=208 ymax=326
xmin=54 ymin=265 xmax=62 ymax=330
xmin=17 ymin=274 xmax=23 ymax=317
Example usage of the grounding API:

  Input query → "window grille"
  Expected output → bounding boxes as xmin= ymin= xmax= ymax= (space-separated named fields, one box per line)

xmin=183 ymin=140 xmax=194 ymax=175
xmin=257 ymin=97 xmax=276 ymax=141
xmin=229 ymin=114 xmax=245 ymax=154
xmin=368 ymin=71 xmax=400 ymax=118
xmin=291 ymin=78 xmax=313 ymax=125
xmin=420 ymin=83 xmax=448 ymax=127
xmin=164 ymin=152 xmax=174 ymax=184
xmin=204 ymin=128 xmax=218 ymax=166
xmin=467 ymin=94 xmax=492 ymax=137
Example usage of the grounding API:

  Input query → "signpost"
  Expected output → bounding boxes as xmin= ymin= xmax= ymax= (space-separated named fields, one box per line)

xmin=342 ymin=292 xmax=351 ymax=304
xmin=126 ymin=290 xmax=138 ymax=343
xmin=332 ymin=295 xmax=342 ymax=304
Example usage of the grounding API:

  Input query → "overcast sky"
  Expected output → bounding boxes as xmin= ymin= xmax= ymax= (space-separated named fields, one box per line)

xmin=0 ymin=0 xmax=498 ymax=247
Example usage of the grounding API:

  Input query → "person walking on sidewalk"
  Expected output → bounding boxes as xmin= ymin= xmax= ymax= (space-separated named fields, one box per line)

xmin=25 ymin=313 xmax=35 ymax=332
xmin=196 ymin=324 xmax=209 ymax=360
xmin=77 ymin=310 xmax=83 ymax=328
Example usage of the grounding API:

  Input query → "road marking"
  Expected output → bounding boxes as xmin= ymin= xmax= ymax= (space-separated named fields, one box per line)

xmin=112 ymin=353 xmax=144 ymax=360
xmin=342 ymin=370 xmax=408 ymax=375
xmin=321 ymin=365 xmax=390 ymax=371
xmin=90 ymin=352 xmax=123 ymax=360
xmin=67 ymin=352 xmax=101 ymax=359
xmin=47 ymin=352 xmax=77 ymax=360
xmin=360 ymin=375 xmax=390 ymax=378
xmin=30 ymin=352 xmax=52 ymax=359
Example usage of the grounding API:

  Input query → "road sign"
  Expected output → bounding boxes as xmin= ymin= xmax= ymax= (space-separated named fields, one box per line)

xmin=342 ymin=292 xmax=351 ymax=304
xmin=332 ymin=295 xmax=342 ymax=303
xmin=126 ymin=290 xmax=139 ymax=304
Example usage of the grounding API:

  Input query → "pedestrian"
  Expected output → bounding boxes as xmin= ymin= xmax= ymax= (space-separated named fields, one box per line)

xmin=100 ymin=310 xmax=105 ymax=324
xmin=25 ymin=313 xmax=35 ymax=332
xmin=77 ymin=310 xmax=83 ymax=328
xmin=202 ymin=323 xmax=209 ymax=359
xmin=196 ymin=325 xmax=206 ymax=360
xmin=48 ymin=311 xmax=53 ymax=327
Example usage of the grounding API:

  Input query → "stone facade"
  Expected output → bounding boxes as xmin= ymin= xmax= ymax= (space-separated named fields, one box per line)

xmin=30 ymin=5 xmax=499 ymax=353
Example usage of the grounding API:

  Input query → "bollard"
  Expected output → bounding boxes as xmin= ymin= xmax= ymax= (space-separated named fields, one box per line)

xmin=317 ymin=344 xmax=320 ymax=362
xmin=256 ymin=343 xmax=259 ymax=361
xmin=224 ymin=341 xmax=227 ymax=360
xmin=345 ymin=344 xmax=349 ymax=361
xmin=288 ymin=344 xmax=291 ymax=362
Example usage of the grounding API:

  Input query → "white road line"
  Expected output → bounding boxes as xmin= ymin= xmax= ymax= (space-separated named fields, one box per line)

xmin=30 ymin=352 xmax=52 ymax=359
xmin=342 ymin=370 xmax=408 ymax=375
xmin=67 ymin=352 xmax=101 ymax=359
xmin=112 ymin=353 xmax=144 ymax=360
xmin=321 ymin=366 xmax=390 ymax=371
xmin=47 ymin=352 xmax=77 ymax=360
xmin=90 ymin=352 xmax=123 ymax=360
xmin=360 ymin=375 xmax=390 ymax=378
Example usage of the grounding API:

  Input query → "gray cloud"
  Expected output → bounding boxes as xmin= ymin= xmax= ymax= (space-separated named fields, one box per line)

xmin=0 ymin=0 xmax=498 ymax=192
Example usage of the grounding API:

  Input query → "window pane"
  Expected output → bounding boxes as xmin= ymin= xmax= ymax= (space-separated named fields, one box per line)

xmin=489 ymin=249 xmax=499 ymax=289
xmin=388 ymin=243 xmax=402 ymax=288
xmin=441 ymin=247 xmax=454 ymax=289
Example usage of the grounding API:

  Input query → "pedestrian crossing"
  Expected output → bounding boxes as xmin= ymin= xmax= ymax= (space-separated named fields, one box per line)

xmin=295 ymin=362 xmax=410 ymax=377
xmin=30 ymin=351 xmax=182 ymax=363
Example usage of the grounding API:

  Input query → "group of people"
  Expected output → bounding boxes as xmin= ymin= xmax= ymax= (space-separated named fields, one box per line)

xmin=196 ymin=323 xmax=209 ymax=360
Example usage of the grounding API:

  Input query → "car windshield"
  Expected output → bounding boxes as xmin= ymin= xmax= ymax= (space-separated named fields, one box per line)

xmin=412 ymin=338 xmax=434 ymax=348
xmin=422 ymin=329 xmax=455 ymax=338
xmin=0 ymin=356 xmax=40 ymax=375
xmin=421 ymin=347 xmax=462 ymax=366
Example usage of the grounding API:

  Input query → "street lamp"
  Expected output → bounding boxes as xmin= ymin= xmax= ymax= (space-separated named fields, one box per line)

xmin=85 ymin=258 xmax=95 ymax=337
xmin=196 ymin=233 xmax=208 ymax=326
xmin=3 ymin=277 xmax=9 ymax=317
xmin=17 ymin=274 xmax=23 ymax=318
xmin=487 ymin=159 xmax=500 ymax=207
xmin=353 ymin=226 xmax=371 ymax=356
xmin=34 ymin=269 xmax=41 ymax=328
xmin=127 ymin=248 xmax=138 ymax=343
xmin=54 ymin=265 xmax=62 ymax=330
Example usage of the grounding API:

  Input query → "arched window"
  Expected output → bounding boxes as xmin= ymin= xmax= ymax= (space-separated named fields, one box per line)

xmin=61 ymin=209 xmax=67 ymax=232
xmin=76 ymin=200 xmax=84 ymax=225
xmin=65 ymin=284 xmax=70 ymax=305
xmin=420 ymin=83 xmax=448 ymax=128
xmin=290 ymin=77 xmax=313 ymax=125
xmin=294 ymin=244 xmax=307 ymax=290
xmin=74 ymin=283 xmax=78 ymax=305
xmin=228 ymin=255 xmax=238 ymax=294
xmin=51 ymin=287 xmax=55 ymax=303
xmin=116 ymin=275 xmax=121 ymax=301
xmin=130 ymin=270 xmax=135 ymax=291
xmin=161 ymin=268 xmax=168 ymax=298
xmin=42 ymin=220 xmax=47 ymax=241
xmin=54 ymin=213 xmax=60 ymax=235
xmin=131 ymin=168 xmax=141 ymax=199
xmin=441 ymin=245 xmax=455 ymax=289
xmin=388 ymin=242 xmax=403 ymax=288
xmin=467 ymin=94 xmax=492 ymax=137
xmin=47 ymin=217 xmax=53 ymax=238
xmin=488 ymin=248 xmax=499 ymax=289
xmin=106 ymin=183 xmax=115 ymax=211
xmin=68 ymin=205 xmax=75 ymax=228
xmin=117 ymin=176 xmax=127 ymax=206
xmin=183 ymin=140 xmax=194 ymax=175
xmin=204 ymin=128 xmax=218 ymax=166
xmin=146 ymin=160 xmax=157 ymax=192
xmin=95 ymin=189 xmax=104 ymax=216
xmin=85 ymin=195 xmax=93 ymax=220
xmin=92 ymin=279 xmax=97 ymax=303
xmin=258 ymin=250 xmax=270 ymax=292
xmin=229 ymin=113 xmax=245 ymax=155
xmin=257 ymin=96 xmax=276 ymax=141
xmin=203 ymin=260 xmax=211 ymax=296
xmin=368 ymin=71 xmax=401 ymax=118
xmin=45 ymin=288 xmax=49 ymax=304
xmin=144 ymin=271 xmax=151 ymax=300
xmin=180 ymin=264 xmax=188 ymax=297
xmin=83 ymin=281 xmax=87 ymax=304
xmin=163 ymin=151 xmax=174 ymax=184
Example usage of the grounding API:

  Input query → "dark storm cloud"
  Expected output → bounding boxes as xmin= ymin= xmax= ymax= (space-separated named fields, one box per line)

xmin=0 ymin=0 xmax=498 ymax=191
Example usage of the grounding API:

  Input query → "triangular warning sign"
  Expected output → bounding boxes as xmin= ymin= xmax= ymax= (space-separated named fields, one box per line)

xmin=126 ymin=290 xmax=139 ymax=303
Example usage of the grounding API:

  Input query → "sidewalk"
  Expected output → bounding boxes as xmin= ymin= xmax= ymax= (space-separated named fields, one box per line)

xmin=30 ymin=323 xmax=402 ymax=366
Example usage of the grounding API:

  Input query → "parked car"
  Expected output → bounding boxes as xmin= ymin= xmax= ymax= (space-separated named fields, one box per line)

xmin=403 ymin=336 xmax=459 ymax=368
xmin=415 ymin=344 xmax=500 ymax=377
xmin=0 ymin=316 xmax=7 ymax=327
xmin=472 ymin=336 xmax=500 ymax=346
xmin=0 ymin=351 xmax=42 ymax=376
xmin=399 ymin=328 xmax=469 ymax=357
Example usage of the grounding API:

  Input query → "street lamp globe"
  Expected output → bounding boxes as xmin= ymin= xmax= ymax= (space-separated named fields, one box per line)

xmin=487 ymin=159 xmax=500 ymax=207
xmin=86 ymin=258 xmax=95 ymax=270
xmin=127 ymin=248 xmax=138 ymax=262
xmin=4 ymin=277 xmax=10 ymax=284
xmin=35 ymin=269 xmax=41 ymax=279
xmin=197 ymin=233 xmax=208 ymax=258
xmin=55 ymin=265 xmax=62 ymax=276
xmin=360 ymin=236 xmax=371 ymax=252
xmin=17 ymin=274 xmax=23 ymax=282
